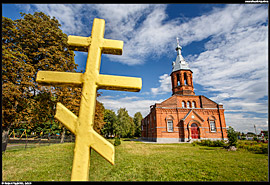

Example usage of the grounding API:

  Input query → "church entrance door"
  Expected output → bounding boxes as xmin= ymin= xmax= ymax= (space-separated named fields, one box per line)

xmin=191 ymin=123 xmax=199 ymax=139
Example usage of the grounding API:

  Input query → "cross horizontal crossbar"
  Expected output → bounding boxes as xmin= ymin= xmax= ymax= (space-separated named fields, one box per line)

xmin=36 ymin=71 xmax=83 ymax=87
xmin=67 ymin=36 xmax=91 ymax=52
xmin=36 ymin=71 xmax=142 ymax=92
xmin=97 ymin=74 xmax=142 ymax=92
xmin=67 ymin=35 xmax=123 ymax=55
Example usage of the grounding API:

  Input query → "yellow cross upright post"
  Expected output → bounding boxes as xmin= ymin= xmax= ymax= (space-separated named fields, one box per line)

xmin=36 ymin=18 xmax=142 ymax=181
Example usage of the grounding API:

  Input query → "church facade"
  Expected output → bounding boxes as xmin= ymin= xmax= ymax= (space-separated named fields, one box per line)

xmin=141 ymin=39 xmax=227 ymax=143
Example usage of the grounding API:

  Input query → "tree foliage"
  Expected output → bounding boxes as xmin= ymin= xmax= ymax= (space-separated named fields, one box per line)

xmin=102 ymin=109 xmax=118 ymax=137
xmin=117 ymin=108 xmax=135 ymax=138
xmin=2 ymin=12 xmax=141 ymax=152
xmin=2 ymin=12 xmax=77 ymax=130
xmin=93 ymin=94 xmax=106 ymax=135
xmin=2 ymin=12 xmax=105 ymax=149
xmin=133 ymin=112 xmax=143 ymax=137
xmin=2 ymin=16 xmax=35 ymax=130
xmin=227 ymin=126 xmax=238 ymax=146
xmin=102 ymin=108 xmax=143 ymax=138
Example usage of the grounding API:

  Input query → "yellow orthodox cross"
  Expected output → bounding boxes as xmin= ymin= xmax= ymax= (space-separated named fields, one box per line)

xmin=36 ymin=18 xmax=142 ymax=181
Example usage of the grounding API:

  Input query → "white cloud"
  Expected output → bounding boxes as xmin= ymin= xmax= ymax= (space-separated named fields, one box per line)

xmin=97 ymin=95 xmax=164 ymax=117
xmin=190 ymin=24 xmax=268 ymax=114
xmin=225 ymin=112 xmax=268 ymax=133
xmin=17 ymin=4 xmax=31 ymax=12
xmin=179 ymin=4 xmax=268 ymax=46
xmin=93 ymin=4 xmax=153 ymax=41
xmin=27 ymin=4 xmax=89 ymax=35
xmin=186 ymin=5 xmax=268 ymax=133
xmin=101 ymin=4 xmax=178 ymax=65
xmin=21 ymin=4 xmax=268 ymax=66
xmin=151 ymin=74 xmax=171 ymax=95
xmin=24 ymin=4 xmax=175 ymax=65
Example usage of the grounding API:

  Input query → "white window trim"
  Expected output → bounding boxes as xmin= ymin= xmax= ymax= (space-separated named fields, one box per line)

xmin=167 ymin=120 xmax=173 ymax=132
xmin=209 ymin=120 xmax=216 ymax=132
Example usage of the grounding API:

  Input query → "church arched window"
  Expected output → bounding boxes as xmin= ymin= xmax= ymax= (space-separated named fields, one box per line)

xmin=166 ymin=115 xmax=174 ymax=132
xmin=184 ymin=73 xmax=188 ymax=85
xmin=210 ymin=121 xmax=216 ymax=132
xmin=177 ymin=74 xmax=180 ymax=86
xmin=187 ymin=101 xmax=191 ymax=108
xmin=192 ymin=101 xmax=196 ymax=108
xmin=208 ymin=116 xmax=217 ymax=132
xmin=182 ymin=101 xmax=185 ymax=108
xmin=167 ymin=120 xmax=173 ymax=132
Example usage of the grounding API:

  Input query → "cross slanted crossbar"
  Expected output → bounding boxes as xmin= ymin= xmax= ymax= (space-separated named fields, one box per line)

xmin=36 ymin=18 xmax=142 ymax=181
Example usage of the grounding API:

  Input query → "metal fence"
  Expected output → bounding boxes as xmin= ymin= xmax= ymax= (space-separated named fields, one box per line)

xmin=6 ymin=135 xmax=75 ymax=151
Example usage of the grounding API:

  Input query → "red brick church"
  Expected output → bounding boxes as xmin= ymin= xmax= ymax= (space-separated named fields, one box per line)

xmin=141 ymin=39 xmax=227 ymax=142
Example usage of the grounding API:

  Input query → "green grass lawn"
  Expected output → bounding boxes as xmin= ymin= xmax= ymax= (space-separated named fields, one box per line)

xmin=2 ymin=140 xmax=268 ymax=181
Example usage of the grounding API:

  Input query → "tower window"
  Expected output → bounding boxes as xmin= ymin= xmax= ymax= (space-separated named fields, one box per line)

xmin=177 ymin=74 xmax=180 ymax=86
xmin=192 ymin=101 xmax=196 ymax=108
xmin=182 ymin=101 xmax=185 ymax=108
xmin=184 ymin=73 xmax=188 ymax=85
xmin=187 ymin=101 xmax=191 ymax=108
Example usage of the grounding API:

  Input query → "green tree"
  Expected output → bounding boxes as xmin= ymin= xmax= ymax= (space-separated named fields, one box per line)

xmin=14 ymin=13 xmax=79 ymax=133
xmin=117 ymin=108 xmax=134 ymax=138
xmin=2 ymin=12 xmax=79 ymax=150
xmin=133 ymin=112 xmax=143 ymax=137
xmin=2 ymin=16 xmax=35 ymax=151
xmin=102 ymin=109 xmax=118 ymax=138
xmin=2 ymin=12 xmax=106 ymax=148
xmin=93 ymin=96 xmax=106 ymax=135
xmin=227 ymin=126 xmax=238 ymax=147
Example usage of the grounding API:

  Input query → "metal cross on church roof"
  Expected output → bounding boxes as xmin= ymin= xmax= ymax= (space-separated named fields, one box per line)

xmin=176 ymin=37 xmax=182 ymax=50
xmin=172 ymin=37 xmax=190 ymax=72
xmin=36 ymin=18 xmax=142 ymax=181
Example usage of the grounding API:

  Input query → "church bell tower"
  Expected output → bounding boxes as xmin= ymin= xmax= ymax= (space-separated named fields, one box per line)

xmin=170 ymin=38 xmax=195 ymax=96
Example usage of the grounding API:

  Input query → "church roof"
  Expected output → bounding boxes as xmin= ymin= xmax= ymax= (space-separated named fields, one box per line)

xmin=172 ymin=37 xmax=190 ymax=72
xmin=181 ymin=109 xmax=205 ymax=122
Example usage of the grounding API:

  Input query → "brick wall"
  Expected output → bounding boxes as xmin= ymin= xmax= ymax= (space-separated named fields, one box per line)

xmin=141 ymin=94 xmax=227 ymax=142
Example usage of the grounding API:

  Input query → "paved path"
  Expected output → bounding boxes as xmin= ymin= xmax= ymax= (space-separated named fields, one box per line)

xmin=130 ymin=138 xmax=192 ymax=144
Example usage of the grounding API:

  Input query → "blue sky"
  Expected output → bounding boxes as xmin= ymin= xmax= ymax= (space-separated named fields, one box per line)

xmin=2 ymin=4 xmax=268 ymax=134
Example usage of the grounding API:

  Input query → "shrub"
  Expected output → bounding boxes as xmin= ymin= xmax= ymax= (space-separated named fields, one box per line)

xmin=114 ymin=137 xmax=121 ymax=146
xmin=203 ymin=139 xmax=211 ymax=146
xmin=238 ymin=142 xmax=268 ymax=154
xmin=227 ymin=127 xmax=238 ymax=146
xmin=213 ymin=140 xmax=225 ymax=147
xmin=195 ymin=139 xmax=225 ymax=147
xmin=261 ymin=144 xmax=268 ymax=154
xmin=207 ymin=140 xmax=213 ymax=146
